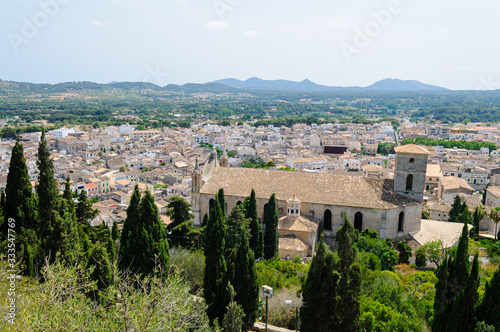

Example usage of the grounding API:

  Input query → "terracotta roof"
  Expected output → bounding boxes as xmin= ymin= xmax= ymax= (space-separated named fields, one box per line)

xmin=279 ymin=216 xmax=318 ymax=233
xmin=394 ymin=144 xmax=430 ymax=155
xmin=279 ymin=234 xmax=310 ymax=252
xmin=440 ymin=176 xmax=474 ymax=191
xmin=200 ymin=167 xmax=419 ymax=210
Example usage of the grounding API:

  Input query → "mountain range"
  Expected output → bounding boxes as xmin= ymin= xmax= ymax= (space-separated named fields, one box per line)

xmin=212 ymin=77 xmax=448 ymax=92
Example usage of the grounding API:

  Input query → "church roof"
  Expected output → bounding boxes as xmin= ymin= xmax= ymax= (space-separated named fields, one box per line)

xmin=279 ymin=234 xmax=310 ymax=252
xmin=394 ymin=144 xmax=430 ymax=155
xmin=200 ymin=167 xmax=419 ymax=210
xmin=279 ymin=215 xmax=318 ymax=233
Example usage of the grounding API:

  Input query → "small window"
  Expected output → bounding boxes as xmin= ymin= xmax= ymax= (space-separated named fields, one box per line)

xmin=409 ymin=158 xmax=415 ymax=164
xmin=398 ymin=212 xmax=404 ymax=232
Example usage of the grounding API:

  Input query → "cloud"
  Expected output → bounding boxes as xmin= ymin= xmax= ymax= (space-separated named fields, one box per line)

xmin=205 ymin=21 xmax=229 ymax=29
xmin=91 ymin=20 xmax=118 ymax=27
xmin=244 ymin=30 xmax=262 ymax=38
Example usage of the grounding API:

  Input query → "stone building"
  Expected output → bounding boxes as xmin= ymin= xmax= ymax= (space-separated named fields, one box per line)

xmin=191 ymin=144 xmax=429 ymax=256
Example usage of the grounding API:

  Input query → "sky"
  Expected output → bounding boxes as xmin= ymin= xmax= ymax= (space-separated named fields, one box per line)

xmin=1 ymin=0 xmax=499 ymax=90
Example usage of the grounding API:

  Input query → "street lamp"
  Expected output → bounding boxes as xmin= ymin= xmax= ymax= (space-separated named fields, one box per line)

xmin=262 ymin=285 xmax=273 ymax=332
xmin=285 ymin=300 xmax=308 ymax=332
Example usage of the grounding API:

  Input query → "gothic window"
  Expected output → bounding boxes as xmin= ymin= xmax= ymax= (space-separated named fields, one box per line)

xmin=236 ymin=201 xmax=242 ymax=205
xmin=324 ymin=209 xmax=332 ymax=230
xmin=263 ymin=203 xmax=268 ymax=220
xmin=406 ymin=174 xmax=413 ymax=191
xmin=354 ymin=212 xmax=363 ymax=231
xmin=398 ymin=212 xmax=404 ymax=232
xmin=409 ymin=158 xmax=414 ymax=164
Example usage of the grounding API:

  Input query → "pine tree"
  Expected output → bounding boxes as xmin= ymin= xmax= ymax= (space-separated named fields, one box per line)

xmin=167 ymin=196 xmax=199 ymax=249
xmin=57 ymin=201 xmax=84 ymax=266
xmin=90 ymin=222 xmax=115 ymax=263
xmin=449 ymin=195 xmax=467 ymax=223
xmin=4 ymin=141 xmax=37 ymax=232
xmin=36 ymin=129 xmax=59 ymax=240
xmin=118 ymin=184 xmax=141 ymax=272
xmin=230 ymin=230 xmax=258 ymax=328
xmin=244 ymin=189 xmax=264 ymax=259
xmin=263 ymin=194 xmax=279 ymax=260
xmin=75 ymin=189 xmax=98 ymax=234
xmin=133 ymin=190 xmax=170 ymax=276
xmin=300 ymin=234 xmax=340 ymax=331
xmin=334 ymin=217 xmax=361 ymax=332
xmin=204 ymin=195 xmax=229 ymax=326
xmin=225 ymin=204 xmax=251 ymax=254
xmin=477 ymin=266 xmax=500 ymax=329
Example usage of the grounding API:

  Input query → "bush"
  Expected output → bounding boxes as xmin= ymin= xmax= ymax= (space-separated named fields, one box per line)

xmin=415 ymin=247 xmax=427 ymax=267
xmin=169 ymin=248 xmax=205 ymax=294
xmin=355 ymin=230 xmax=398 ymax=271
xmin=256 ymin=259 xmax=309 ymax=290
xmin=397 ymin=242 xmax=412 ymax=264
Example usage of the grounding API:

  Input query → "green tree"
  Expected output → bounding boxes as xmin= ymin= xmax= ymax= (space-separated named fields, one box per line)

xmin=449 ymin=195 xmax=467 ymax=223
xmin=415 ymin=246 xmax=427 ymax=267
xmin=203 ymin=195 xmax=229 ymax=326
xmin=489 ymin=207 xmax=500 ymax=240
xmin=75 ymin=189 xmax=98 ymax=234
xmin=218 ymin=188 xmax=226 ymax=216
xmin=471 ymin=206 xmax=486 ymax=240
xmin=222 ymin=282 xmax=245 ymax=332
xmin=118 ymin=185 xmax=141 ymax=272
xmin=244 ymin=189 xmax=264 ymax=259
xmin=263 ymin=194 xmax=279 ymax=260
xmin=300 ymin=234 xmax=339 ymax=331
xmin=133 ymin=190 xmax=170 ymax=276
xmin=111 ymin=220 xmax=119 ymax=241
xmin=167 ymin=196 xmax=200 ymax=249
xmin=86 ymin=242 xmax=113 ymax=292
xmin=477 ymin=266 xmax=500 ymax=330
xmin=229 ymin=230 xmax=258 ymax=328
xmin=397 ymin=242 xmax=412 ymax=264
xmin=36 ymin=128 xmax=59 ymax=238
xmin=225 ymin=204 xmax=251 ymax=254
xmin=433 ymin=221 xmax=476 ymax=332
xmin=335 ymin=217 xmax=361 ymax=332
xmin=4 ymin=141 xmax=37 ymax=232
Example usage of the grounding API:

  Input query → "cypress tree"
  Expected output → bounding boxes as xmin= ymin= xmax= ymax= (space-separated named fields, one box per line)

xmin=477 ymin=266 xmax=500 ymax=329
xmin=300 ymin=234 xmax=340 ymax=331
xmin=334 ymin=217 xmax=361 ymax=332
xmin=263 ymin=194 xmax=279 ymax=260
xmin=167 ymin=196 xmax=199 ymax=248
xmin=449 ymin=195 xmax=463 ymax=223
xmin=134 ymin=190 xmax=170 ymax=276
xmin=86 ymin=242 xmax=113 ymax=293
xmin=118 ymin=184 xmax=141 ymax=272
xmin=203 ymin=195 xmax=228 ymax=326
xmin=36 ymin=129 xmax=59 ymax=239
xmin=4 ymin=141 xmax=37 ymax=232
xmin=462 ymin=253 xmax=480 ymax=331
xmin=75 ymin=189 xmax=98 ymax=234
xmin=225 ymin=204 xmax=250 ymax=254
xmin=90 ymin=222 xmax=115 ymax=263
xmin=230 ymin=230 xmax=258 ymax=328
xmin=62 ymin=176 xmax=74 ymax=210
xmin=218 ymin=188 xmax=226 ymax=216
xmin=432 ymin=221 xmax=475 ymax=332
xmin=111 ymin=220 xmax=119 ymax=241
xmin=57 ymin=201 xmax=83 ymax=266
xmin=244 ymin=189 xmax=264 ymax=259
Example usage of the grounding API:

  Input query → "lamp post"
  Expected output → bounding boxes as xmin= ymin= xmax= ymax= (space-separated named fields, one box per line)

xmin=262 ymin=285 xmax=273 ymax=332
xmin=285 ymin=300 xmax=308 ymax=332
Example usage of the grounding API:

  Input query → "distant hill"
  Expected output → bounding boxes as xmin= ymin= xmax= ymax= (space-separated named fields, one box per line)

xmin=212 ymin=77 xmax=448 ymax=92
xmin=364 ymin=78 xmax=448 ymax=91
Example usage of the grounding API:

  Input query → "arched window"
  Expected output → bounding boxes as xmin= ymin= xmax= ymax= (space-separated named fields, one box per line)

xmin=324 ymin=209 xmax=332 ymax=230
xmin=236 ymin=201 xmax=242 ymax=206
xmin=409 ymin=158 xmax=414 ymax=164
xmin=406 ymin=174 xmax=413 ymax=191
xmin=263 ymin=203 xmax=268 ymax=220
xmin=209 ymin=198 xmax=215 ymax=216
xmin=354 ymin=212 xmax=363 ymax=231
xmin=398 ymin=212 xmax=404 ymax=232
xmin=309 ymin=210 xmax=315 ymax=218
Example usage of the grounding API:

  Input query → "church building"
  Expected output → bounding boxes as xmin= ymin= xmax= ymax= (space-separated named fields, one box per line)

xmin=191 ymin=144 xmax=430 ymax=257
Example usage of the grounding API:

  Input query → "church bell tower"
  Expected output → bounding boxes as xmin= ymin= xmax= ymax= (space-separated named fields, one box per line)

xmin=393 ymin=144 xmax=430 ymax=202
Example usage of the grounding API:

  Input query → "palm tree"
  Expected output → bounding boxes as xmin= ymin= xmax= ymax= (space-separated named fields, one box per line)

xmin=489 ymin=206 xmax=500 ymax=240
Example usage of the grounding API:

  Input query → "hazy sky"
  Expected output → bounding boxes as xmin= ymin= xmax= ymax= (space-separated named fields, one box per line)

xmin=1 ymin=0 xmax=499 ymax=90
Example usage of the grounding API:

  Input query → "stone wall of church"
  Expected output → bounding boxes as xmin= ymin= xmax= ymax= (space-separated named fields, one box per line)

xmin=195 ymin=192 xmax=422 ymax=241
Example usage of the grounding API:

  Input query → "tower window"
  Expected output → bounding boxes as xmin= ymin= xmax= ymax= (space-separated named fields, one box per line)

xmin=409 ymin=158 xmax=414 ymax=164
xmin=406 ymin=174 xmax=413 ymax=191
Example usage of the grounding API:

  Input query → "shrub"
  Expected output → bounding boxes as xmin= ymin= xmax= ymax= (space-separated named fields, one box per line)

xmin=415 ymin=247 xmax=427 ymax=267
xmin=397 ymin=242 xmax=412 ymax=264
xmin=169 ymin=248 xmax=205 ymax=294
